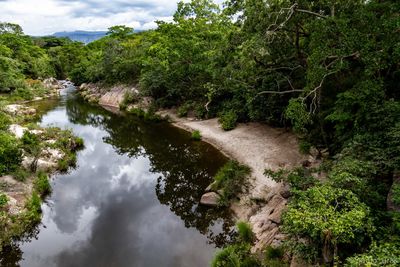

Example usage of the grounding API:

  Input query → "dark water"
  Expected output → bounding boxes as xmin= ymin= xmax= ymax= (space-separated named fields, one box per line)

xmin=1 ymin=87 xmax=233 ymax=267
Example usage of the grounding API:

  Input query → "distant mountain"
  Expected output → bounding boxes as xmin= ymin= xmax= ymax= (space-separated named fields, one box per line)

xmin=52 ymin=31 xmax=107 ymax=44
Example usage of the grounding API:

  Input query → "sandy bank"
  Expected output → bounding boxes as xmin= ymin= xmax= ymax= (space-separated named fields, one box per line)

xmin=158 ymin=110 xmax=307 ymax=251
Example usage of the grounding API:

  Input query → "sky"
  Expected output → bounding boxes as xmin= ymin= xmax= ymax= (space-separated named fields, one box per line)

xmin=0 ymin=0 xmax=224 ymax=36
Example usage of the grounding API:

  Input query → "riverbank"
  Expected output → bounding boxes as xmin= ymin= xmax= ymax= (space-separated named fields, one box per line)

xmin=0 ymin=79 xmax=84 ymax=251
xmin=158 ymin=110 xmax=309 ymax=251
xmin=77 ymin=82 xmax=314 ymax=253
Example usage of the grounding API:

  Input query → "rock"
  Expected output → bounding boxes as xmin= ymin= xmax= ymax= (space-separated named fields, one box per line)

xmin=3 ymin=104 xmax=24 ymax=115
xmin=9 ymin=124 xmax=28 ymax=138
xmin=3 ymin=105 xmax=36 ymax=116
xmin=200 ymin=192 xmax=220 ymax=207
xmin=279 ymin=183 xmax=291 ymax=198
xmin=36 ymin=159 xmax=58 ymax=171
xmin=30 ymin=129 xmax=44 ymax=135
xmin=43 ymin=148 xmax=64 ymax=161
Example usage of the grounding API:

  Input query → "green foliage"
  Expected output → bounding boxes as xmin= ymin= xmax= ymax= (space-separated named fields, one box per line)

xmin=265 ymin=246 xmax=284 ymax=260
xmin=285 ymin=99 xmax=311 ymax=134
xmin=0 ymin=112 xmax=11 ymax=131
xmin=23 ymin=192 xmax=41 ymax=224
xmin=219 ymin=110 xmax=238 ymax=131
xmin=177 ymin=102 xmax=193 ymax=118
xmin=393 ymin=183 xmax=400 ymax=206
xmin=119 ymin=91 xmax=138 ymax=111
xmin=191 ymin=130 xmax=202 ymax=141
xmin=213 ymin=161 xmax=250 ymax=206
xmin=0 ymin=132 xmax=22 ymax=175
xmin=283 ymin=185 xmax=373 ymax=263
xmin=12 ymin=168 xmax=30 ymax=182
xmin=298 ymin=140 xmax=312 ymax=155
xmin=211 ymin=243 xmax=261 ymax=267
xmin=34 ymin=172 xmax=51 ymax=197
xmin=236 ymin=221 xmax=254 ymax=243
xmin=345 ymin=242 xmax=400 ymax=267
xmin=0 ymin=194 xmax=7 ymax=208
xmin=265 ymin=168 xmax=318 ymax=191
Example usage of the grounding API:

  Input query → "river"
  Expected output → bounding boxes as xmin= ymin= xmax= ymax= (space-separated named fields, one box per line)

xmin=1 ymin=85 xmax=233 ymax=267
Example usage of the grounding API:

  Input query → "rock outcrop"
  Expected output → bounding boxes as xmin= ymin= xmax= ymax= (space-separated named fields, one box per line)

xmin=200 ymin=192 xmax=221 ymax=206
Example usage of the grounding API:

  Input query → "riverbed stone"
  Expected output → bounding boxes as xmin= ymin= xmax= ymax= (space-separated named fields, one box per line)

xmin=9 ymin=124 xmax=28 ymax=138
xmin=200 ymin=192 xmax=220 ymax=206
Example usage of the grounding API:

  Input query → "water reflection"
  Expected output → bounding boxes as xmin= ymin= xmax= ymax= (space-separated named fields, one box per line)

xmin=1 ymin=88 xmax=233 ymax=267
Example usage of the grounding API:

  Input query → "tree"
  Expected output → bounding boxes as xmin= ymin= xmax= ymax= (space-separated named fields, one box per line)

xmin=106 ymin=25 xmax=133 ymax=39
xmin=283 ymin=185 xmax=373 ymax=264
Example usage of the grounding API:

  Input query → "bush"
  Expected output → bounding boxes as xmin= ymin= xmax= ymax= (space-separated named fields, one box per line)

xmin=119 ymin=91 xmax=138 ymax=110
xmin=211 ymin=244 xmax=261 ymax=267
xmin=177 ymin=102 xmax=193 ymax=117
xmin=213 ymin=161 xmax=251 ymax=206
xmin=0 ymin=194 xmax=8 ymax=207
xmin=23 ymin=192 xmax=42 ymax=224
xmin=34 ymin=171 xmax=51 ymax=197
xmin=0 ymin=132 xmax=22 ymax=175
xmin=265 ymin=168 xmax=318 ymax=191
xmin=298 ymin=140 xmax=312 ymax=154
xmin=12 ymin=168 xmax=30 ymax=182
xmin=191 ymin=130 xmax=202 ymax=141
xmin=265 ymin=246 xmax=285 ymax=260
xmin=237 ymin=221 xmax=254 ymax=243
xmin=0 ymin=112 xmax=11 ymax=131
xmin=219 ymin=110 xmax=238 ymax=131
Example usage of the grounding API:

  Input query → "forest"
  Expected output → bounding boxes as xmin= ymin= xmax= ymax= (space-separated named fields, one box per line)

xmin=1 ymin=0 xmax=400 ymax=266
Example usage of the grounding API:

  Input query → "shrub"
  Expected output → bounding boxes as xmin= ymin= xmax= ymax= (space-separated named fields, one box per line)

xmin=211 ymin=244 xmax=261 ymax=267
xmin=237 ymin=221 xmax=254 ymax=243
xmin=213 ymin=161 xmax=251 ymax=206
xmin=34 ymin=171 xmax=51 ymax=197
xmin=0 ymin=194 xmax=8 ymax=207
xmin=12 ymin=168 xmax=30 ymax=182
xmin=219 ymin=110 xmax=238 ymax=131
xmin=120 ymin=91 xmax=138 ymax=110
xmin=191 ymin=130 xmax=202 ymax=141
xmin=194 ymin=103 xmax=207 ymax=119
xmin=265 ymin=168 xmax=318 ymax=191
xmin=298 ymin=140 xmax=312 ymax=154
xmin=265 ymin=246 xmax=285 ymax=260
xmin=177 ymin=102 xmax=193 ymax=117
xmin=0 ymin=132 xmax=22 ymax=175
xmin=0 ymin=112 xmax=11 ymax=131
xmin=23 ymin=192 xmax=42 ymax=224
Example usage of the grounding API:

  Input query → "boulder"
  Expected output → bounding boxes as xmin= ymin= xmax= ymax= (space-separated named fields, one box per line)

xmin=200 ymin=192 xmax=220 ymax=207
xmin=9 ymin=124 xmax=28 ymax=138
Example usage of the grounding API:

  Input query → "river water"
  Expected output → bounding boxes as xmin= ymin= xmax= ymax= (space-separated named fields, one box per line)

xmin=1 ymin=86 xmax=233 ymax=267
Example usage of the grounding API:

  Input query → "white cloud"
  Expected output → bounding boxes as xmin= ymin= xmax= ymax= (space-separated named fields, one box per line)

xmin=0 ymin=0 xmax=208 ymax=35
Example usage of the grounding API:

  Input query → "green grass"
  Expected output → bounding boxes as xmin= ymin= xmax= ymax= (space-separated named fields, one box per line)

xmin=213 ymin=161 xmax=251 ymax=206
xmin=191 ymin=130 xmax=202 ymax=141
xmin=34 ymin=171 xmax=51 ymax=197
xmin=237 ymin=221 xmax=254 ymax=243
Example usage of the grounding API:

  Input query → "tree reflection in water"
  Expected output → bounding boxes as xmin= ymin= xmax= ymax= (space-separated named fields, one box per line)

xmin=66 ymin=96 xmax=236 ymax=247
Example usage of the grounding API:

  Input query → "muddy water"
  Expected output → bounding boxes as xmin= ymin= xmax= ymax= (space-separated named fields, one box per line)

xmin=1 ymin=86 xmax=233 ymax=267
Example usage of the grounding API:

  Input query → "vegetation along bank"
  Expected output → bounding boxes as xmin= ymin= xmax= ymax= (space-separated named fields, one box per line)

xmin=0 ymin=24 xmax=84 ymax=252
xmin=2 ymin=0 xmax=400 ymax=265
